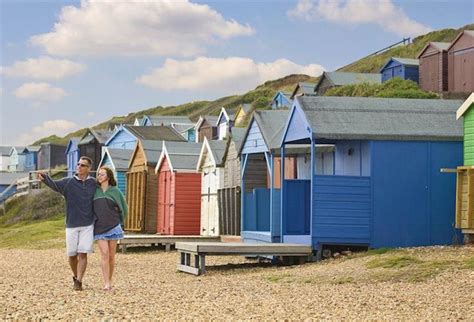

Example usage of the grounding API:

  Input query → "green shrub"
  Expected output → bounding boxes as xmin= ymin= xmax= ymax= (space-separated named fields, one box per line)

xmin=325 ymin=78 xmax=438 ymax=99
xmin=1 ymin=189 xmax=65 ymax=226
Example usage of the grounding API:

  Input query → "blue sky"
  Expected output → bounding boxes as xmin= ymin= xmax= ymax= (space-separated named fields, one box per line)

xmin=1 ymin=0 xmax=473 ymax=146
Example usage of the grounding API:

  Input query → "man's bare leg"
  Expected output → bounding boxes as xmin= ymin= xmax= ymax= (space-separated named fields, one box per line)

xmin=76 ymin=253 xmax=88 ymax=282
xmin=68 ymin=255 xmax=78 ymax=278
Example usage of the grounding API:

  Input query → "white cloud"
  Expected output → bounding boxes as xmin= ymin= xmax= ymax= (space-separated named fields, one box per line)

xmin=136 ymin=57 xmax=325 ymax=95
xmin=17 ymin=119 xmax=78 ymax=145
xmin=30 ymin=0 xmax=254 ymax=57
xmin=1 ymin=56 xmax=85 ymax=80
xmin=14 ymin=82 xmax=67 ymax=102
xmin=288 ymin=0 xmax=432 ymax=37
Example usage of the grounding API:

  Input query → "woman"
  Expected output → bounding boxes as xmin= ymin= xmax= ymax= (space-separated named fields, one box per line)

xmin=93 ymin=166 xmax=128 ymax=291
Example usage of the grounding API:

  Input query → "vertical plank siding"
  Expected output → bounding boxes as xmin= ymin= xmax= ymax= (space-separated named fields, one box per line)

xmin=145 ymin=168 xmax=158 ymax=233
xmin=217 ymin=187 xmax=241 ymax=235
xmin=448 ymin=32 xmax=474 ymax=93
xmin=125 ymin=171 xmax=146 ymax=231
xmin=174 ymin=173 xmax=201 ymax=235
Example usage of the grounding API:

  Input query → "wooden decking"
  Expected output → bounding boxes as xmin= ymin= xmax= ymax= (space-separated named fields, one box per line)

xmin=117 ymin=234 xmax=220 ymax=252
xmin=462 ymin=229 xmax=474 ymax=244
xmin=176 ymin=242 xmax=313 ymax=275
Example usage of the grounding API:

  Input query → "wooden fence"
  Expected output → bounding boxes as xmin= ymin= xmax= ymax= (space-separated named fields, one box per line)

xmin=217 ymin=186 xmax=241 ymax=236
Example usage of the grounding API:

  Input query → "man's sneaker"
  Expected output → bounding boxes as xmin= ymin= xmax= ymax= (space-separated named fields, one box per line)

xmin=73 ymin=276 xmax=83 ymax=291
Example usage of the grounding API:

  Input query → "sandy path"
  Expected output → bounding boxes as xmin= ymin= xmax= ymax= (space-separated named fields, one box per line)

xmin=1 ymin=246 xmax=473 ymax=319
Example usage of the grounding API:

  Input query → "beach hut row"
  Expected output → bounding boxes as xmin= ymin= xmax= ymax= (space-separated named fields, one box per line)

xmin=240 ymin=96 xmax=465 ymax=252
xmin=121 ymin=128 xmax=245 ymax=237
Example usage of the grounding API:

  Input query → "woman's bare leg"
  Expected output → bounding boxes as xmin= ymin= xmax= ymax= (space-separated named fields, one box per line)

xmin=97 ymin=240 xmax=111 ymax=289
xmin=108 ymin=240 xmax=118 ymax=286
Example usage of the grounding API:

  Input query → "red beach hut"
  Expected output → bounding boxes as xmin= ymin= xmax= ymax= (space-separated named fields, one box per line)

xmin=155 ymin=141 xmax=203 ymax=235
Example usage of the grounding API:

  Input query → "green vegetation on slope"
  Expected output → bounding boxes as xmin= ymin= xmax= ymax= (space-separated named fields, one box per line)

xmin=33 ymin=24 xmax=473 ymax=146
xmin=325 ymin=78 xmax=439 ymax=99
xmin=0 ymin=189 xmax=65 ymax=226
xmin=339 ymin=24 xmax=474 ymax=73
xmin=0 ymin=215 xmax=64 ymax=249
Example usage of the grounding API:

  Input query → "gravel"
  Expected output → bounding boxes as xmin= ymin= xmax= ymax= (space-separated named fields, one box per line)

xmin=1 ymin=245 xmax=473 ymax=319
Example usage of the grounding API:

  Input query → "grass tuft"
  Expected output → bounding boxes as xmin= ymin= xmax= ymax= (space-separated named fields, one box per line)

xmin=366 ymin=255 xmax=422 ymax=269
xmin=0 ymin=215 xmax=64 ymax=249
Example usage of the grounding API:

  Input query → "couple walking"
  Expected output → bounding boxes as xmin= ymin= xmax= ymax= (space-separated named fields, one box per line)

xmin=38 ymin=156 xmax=128 ymax=291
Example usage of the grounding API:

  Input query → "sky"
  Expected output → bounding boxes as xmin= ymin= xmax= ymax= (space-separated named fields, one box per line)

xmin=1 ymin=0 xmax=473 ymax=146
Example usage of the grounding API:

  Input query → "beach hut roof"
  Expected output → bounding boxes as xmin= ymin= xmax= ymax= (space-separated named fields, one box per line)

xmin=290 ymin=96 xmax=463 ymax=142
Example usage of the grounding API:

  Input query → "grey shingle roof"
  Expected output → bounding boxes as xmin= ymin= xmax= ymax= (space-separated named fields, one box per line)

xmin=146 ymin=115 xmax=192 ymax=126
xmin=172 ymin=123 xmax=194 ymax=134
xmin=207 ymin=140 xmax=227 ymax=166
xmin=26 ymin=146 xmax=41 ymax=153
xmin=392 ymin=57 xmax=419 ymax=66
xmin=165 ymin=141 xmax=203 ymax=170
xmin=230 ymin=127 xmax=246 ymax=152
xmin=140 ymin=140 xmax=164 ymax=166
xmin=253 ymin=110 xmax=290 ymax=150
xmin=125 ymin=125 xmax=186 ymax=142
xmin=431 ymin=42 xmax=451 ymax=51
xmin=12 ymin=146 xmax=27 ymax=154
xmin=295 ymin=96 xmax=463 ymax=141
xmin=0 ymin=146 xmax=12 ymax=156
xmin=104 ymin=148 xmax=133 ymax=170
xmin=79 ymin=129 xmax=112 ymax=145
xmin=324 ymin=72 xmax=382 ymax=86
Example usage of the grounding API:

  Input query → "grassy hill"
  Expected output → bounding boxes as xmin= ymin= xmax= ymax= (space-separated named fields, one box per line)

xmin=338 ymin=23 xmax=474 ymax=73
xmin=33 ymin=23 xmax=473 ymax=146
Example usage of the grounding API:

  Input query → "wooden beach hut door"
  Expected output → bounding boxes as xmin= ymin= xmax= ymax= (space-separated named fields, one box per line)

xmin=201 ymin=165 xmax=219 ymax=236
xmin=158 ymin=160 xmax=173 ymax=235
xmin=125 ymin=171 xmax=147 ymax=232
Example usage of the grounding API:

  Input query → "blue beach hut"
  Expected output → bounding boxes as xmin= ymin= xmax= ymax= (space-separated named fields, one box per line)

xmin=380 ymin=57 xmax=419 ymax=83
xmin=65 ymin=138 xmax=80 ymax=177
xmin=98 ymin=147 xmax=133 ymax=194
xmin=279 ymin=96 xmax=463 ymax=253
xmin=239 ymin=110 xmax=290 ymax=244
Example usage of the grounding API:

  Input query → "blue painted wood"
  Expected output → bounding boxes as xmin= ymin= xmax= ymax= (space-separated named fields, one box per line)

xmin=271 ymin=92 xmax=292 ymax=110
xmin=244 ymin=191 xmax=256 ymax=231
xmin=243 ymin=188 xmax=271 ymax=232
xmin=312 ymin=175 xmax=372 ymax=248
xmin=256 ymin=189 xmax=270 ymax=231
xmin=241 ymin=120 xmax=269 ymax=154
xmin=381 ymin=59 xmax=419 ymax=83
xmin=371 ymin=141 xmax=462 ymax=248
xmin=334 ymin=141 xmax=371 ymax=176
xmin=271 ymin=189 xmax=281 ymax=238
xmin=241 ymin=231 xmax=274 ymax=243
xmin=187 ymin=129 xmax=196 ymax=142
xmin=117 ymin=171 xmax=127 ymax=194
xmin=283 ymin=106 xmax=312 ymax=144
xmin=283 ymin=180 xmax=311 ymax=235
xmin=106 ymin=130 xmax=137 ymax=149
xmin=428 ymin=142 xmax=463 ymax=245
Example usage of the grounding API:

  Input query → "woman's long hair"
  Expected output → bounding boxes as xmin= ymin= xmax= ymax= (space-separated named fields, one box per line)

xmin=99 ymin=166 xmax=117 ymax=186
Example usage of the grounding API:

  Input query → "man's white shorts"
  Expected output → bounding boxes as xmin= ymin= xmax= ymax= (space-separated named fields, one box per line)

xmin=65 ymin=224 xmax=94 ymax=256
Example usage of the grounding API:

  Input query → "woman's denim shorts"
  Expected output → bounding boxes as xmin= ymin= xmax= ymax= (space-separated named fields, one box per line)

xmin=94 ymin=224 xmax=124 ymax=241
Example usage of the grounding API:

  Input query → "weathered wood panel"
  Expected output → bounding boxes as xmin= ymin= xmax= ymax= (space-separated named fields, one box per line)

xmin=448 ymin=32 xmax=474 ymax=93
xmin=223 ymin=140 xmax=241 ymax=188
xmin=174 ymin=173 xmax=201 ymax=235
xmin=217 ymin=187 xmax=241 ymax=235
xmin=125 ymin=170 xmax=146 ymax=231
xmin=145 ymin=167 xmax=158 ymax=233
xmin=244 ymin=157 xmax=267 ymax=193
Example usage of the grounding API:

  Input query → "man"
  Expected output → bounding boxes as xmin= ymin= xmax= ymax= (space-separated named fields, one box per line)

xmin=38 ymin=156 xmax=96 ymax=291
